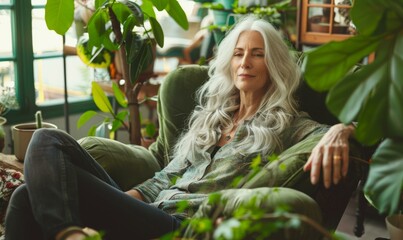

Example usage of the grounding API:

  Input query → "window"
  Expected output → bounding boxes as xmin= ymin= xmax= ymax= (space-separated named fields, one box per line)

xmin=0 ymin=0 xmax=96 ymax=125
xmin=298 ymin=0 xmax=353 ymax=46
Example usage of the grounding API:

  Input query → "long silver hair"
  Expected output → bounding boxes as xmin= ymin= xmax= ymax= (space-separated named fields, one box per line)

xmin=174 ymin=15 xmax=301 ymax=160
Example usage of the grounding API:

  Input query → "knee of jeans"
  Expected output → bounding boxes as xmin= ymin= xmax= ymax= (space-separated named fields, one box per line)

xmin=7 ymin=184 xmax=30 ymax=212
xmin=31 ymin=128 xmax=58 ymax=141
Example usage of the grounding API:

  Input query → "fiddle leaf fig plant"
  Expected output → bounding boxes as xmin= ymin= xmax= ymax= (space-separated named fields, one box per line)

xmin=302 ymin=0 xmax=403 ymax=215
xmin=45 ymin=0 xmax=188 ymax=144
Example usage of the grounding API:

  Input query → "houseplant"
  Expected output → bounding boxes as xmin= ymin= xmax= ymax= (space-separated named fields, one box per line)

xmin=202 ymin=0 xmax=294 ymax=44
xmin=0 ymin=86 xmax=19 ymax=152
xmin=45 ymin=0 xmax=188 ymax=145
xmin=302 ymin=0 xmax=402 ymax=219
xmin=11 ymin=111 xmax=57 ymax=162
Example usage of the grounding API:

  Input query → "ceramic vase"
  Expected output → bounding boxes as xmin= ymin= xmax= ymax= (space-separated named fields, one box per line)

xmin=386 ymin=214 xmax=403 ymax=240
xmin=11 ymin=122 xmax=57 ymax=161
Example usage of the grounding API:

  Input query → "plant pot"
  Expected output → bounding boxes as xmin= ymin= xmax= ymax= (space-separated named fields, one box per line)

xmin=0 ymin=117 xmax=6 ymax=152
xmin=11 ymin=122 xmax=58 ymax=162
xmin=386 ymin=214 xmax=403 ymax=240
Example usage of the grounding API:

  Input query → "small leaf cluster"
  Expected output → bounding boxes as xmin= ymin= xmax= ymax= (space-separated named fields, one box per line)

xmin=0 ymin=86 xmax=19 ymax=116
xmin=77 ymin=81 xmax=128 ymax=137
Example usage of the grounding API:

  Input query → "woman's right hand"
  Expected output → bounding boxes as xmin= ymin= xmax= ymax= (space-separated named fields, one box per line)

xmin=125 ymin=189 xmax=145 ymax=201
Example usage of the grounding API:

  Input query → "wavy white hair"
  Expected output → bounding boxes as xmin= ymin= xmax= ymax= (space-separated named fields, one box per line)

xmin=174 ymin=15 xmax=301 ymax=160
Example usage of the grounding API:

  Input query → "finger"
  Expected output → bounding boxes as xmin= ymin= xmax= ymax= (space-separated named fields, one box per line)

xmin=333 ymin=148 xmax=342 ymax=185
xmin=304 ymin=154 xmax=313 ymax=171
xmin=310 ymin=150 xmax=322 ymax=185
xmin=342 ymin=143 xmax=349 ymax=177
xmin=322 ymin=146 xmax=333 ymax=189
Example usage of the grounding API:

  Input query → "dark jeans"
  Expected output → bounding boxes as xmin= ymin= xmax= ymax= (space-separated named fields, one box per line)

xmin=5 ymin=129 xmax=181 ymax=240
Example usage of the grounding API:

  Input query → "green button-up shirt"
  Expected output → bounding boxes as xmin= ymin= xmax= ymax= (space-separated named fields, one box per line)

xmin=134 ymin=112 xmax=327 ymax=218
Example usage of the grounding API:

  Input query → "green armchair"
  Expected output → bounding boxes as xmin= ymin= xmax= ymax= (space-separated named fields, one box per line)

xmin=79 ymin=64 xmax=367 ymax=239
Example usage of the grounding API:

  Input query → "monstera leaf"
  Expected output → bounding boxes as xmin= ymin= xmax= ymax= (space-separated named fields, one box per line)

xmin=364 ymin=139 xmax=403 ymax=215
xmin=302 ymin=0 xmax=403 ymax=214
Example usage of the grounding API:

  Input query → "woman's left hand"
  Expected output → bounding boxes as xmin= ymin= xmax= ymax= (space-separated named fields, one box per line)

xmin=303 ymin=123 xmax=355 ymax=188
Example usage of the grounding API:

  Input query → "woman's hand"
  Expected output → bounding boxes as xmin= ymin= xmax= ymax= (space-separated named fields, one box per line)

xmin=125 ymin=189 xmax=145 ymax=201
xmin=303 ymin=123 xmax=355 ymax=188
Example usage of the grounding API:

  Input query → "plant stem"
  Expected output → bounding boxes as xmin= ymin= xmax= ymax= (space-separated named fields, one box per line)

xmin=108 ymin=6 xmax=142 ymax=145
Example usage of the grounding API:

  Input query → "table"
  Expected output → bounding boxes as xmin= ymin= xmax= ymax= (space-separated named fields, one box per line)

xmin=0 ymin=153 xmax=23 ymax=172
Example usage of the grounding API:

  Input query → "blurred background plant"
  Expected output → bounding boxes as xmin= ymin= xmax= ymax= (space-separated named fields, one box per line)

xmin=0 ymin=86 xmax=19 ymax=116
xmin=0 ymin=86 xmax=19 ymax=151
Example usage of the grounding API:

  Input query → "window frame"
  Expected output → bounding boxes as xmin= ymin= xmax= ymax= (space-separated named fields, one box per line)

xmin=1 ymin=0 xmax=96 ymax=126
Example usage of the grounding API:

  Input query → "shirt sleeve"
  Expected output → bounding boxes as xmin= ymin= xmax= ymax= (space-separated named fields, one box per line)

xmin=281 ymin=112 xmax=330 ymax=149
xmin=132 ymin=155 xmax=190 ymax=203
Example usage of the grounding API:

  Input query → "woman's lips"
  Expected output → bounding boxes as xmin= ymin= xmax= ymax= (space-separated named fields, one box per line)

xmin=238 ymin=74 xmax=255 ymax=78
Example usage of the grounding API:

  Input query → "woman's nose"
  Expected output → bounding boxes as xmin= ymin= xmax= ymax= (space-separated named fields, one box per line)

xmin=240 ymin=55 xmax=251 ymax=69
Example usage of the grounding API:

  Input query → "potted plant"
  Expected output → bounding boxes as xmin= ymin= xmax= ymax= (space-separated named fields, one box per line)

xmin=11 ymin=111 xmax=57 ymax=162
xmin=202 ymin=0 xmax=294 ymax=44
xmin=45 ymin=0 xmax=188 ymax=145
xmin=0 ymin=86 xmax=19 ymax=152
xmin=302 ymin=0 xmax=403 ymax=234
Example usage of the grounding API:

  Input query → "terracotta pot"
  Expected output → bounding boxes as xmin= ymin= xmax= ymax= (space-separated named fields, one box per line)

xmin=386 ymin=214 xmax=403 ymax=240
xmin=11 ymin=122 xmax=58 ymax=162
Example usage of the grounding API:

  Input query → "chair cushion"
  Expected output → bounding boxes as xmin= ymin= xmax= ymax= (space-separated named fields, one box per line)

xmin=78 ymin=136 xmax=160 ymax=191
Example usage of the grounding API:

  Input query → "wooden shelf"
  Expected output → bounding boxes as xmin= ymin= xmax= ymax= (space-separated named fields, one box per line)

xmin=298 ymin=0 xmax=354 ymax=47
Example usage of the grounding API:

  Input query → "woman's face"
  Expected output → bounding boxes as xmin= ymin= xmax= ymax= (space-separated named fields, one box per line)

xmin=231 ymin=30 xmax=269 ymax=96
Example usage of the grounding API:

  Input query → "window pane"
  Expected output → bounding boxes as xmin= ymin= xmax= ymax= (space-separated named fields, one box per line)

xmin=0 ymin=61 xmax=15 ymax=88
xmin=31 ymin=0 xmax=46 ymax=5
xmin=34 ymin=57 xmax=93 ymax=105
xmin=0 ymin=10 xmax=13 ymax=58
xmin=65 ymin=56 xmax=93 ymax=97
xmin=32 ymin=9 xmax=62 ymax=55
xmin=308 ymin=7 xmax=331 ymax=33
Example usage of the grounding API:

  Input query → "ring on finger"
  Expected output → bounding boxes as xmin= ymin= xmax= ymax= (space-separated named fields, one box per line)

xmin=333 ymin=155 xmax=341 ymax=161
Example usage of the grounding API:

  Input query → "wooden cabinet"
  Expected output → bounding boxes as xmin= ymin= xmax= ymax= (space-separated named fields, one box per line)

xmin=297 ymin=0 xmax=353 ymax=47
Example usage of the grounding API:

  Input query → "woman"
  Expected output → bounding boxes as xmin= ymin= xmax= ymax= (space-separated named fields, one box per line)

xmin=5 ymin=16 xmax=354 ymax=240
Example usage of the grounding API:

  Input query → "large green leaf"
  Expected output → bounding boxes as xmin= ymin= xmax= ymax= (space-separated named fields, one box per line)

xmin=151 ymin=0 xmax=168 ymax=11
xmin=112 ymin=82 xmax=128 ymax=108
xmin=92 ymin=82 xmax=113 ymax=113
xmin=326 ymin=55 xmax=386 ymax=124
xmin=110 ymin=111 xmax=128 ymax=132
xmin=351 ymin=0 xmax=384 ymax=36
xmin=45 ymin=0 xmax=74 ymax=35
xmin=129 ymin=41 xmax=153 ymax=84
xmin=166 ymin=0 xmax=189 ymax=30
xmin=302 ymin=35 xmax=381 ymax=91
xmin=328 ymin=35 xmax=403 ymax=144
xmin=101 ymin=28 xmax=119 ymax=51
xmin=388 ymin=33 xmax=403 ymax=137
xmin=112 ymin=2 xmax=131 ymax=24
xmin=125 ymin=1 xmax=144 ymax=26
xmin=87 ymin=9 xmax=108 ymax=47
xmin=149 ymin=17 xmax=164 ymax=47
xmin=77 ymin=110 xmax=98 ymax=128
xmin=125 ymin=33 xmax=143 ymax=64
xmin=141 ymin=0 xmax=156 ymax=18
xmin=354 ymin=73 xmax=388 ymax=145
xmin=94 ymin=0 xmax=105 ymax=9
xmin=364 ymin=138 xmax=403 ymax=215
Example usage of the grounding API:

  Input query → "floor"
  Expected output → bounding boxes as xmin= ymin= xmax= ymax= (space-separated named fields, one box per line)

xmin=336 ymin=191 xmax=390 ymax=240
